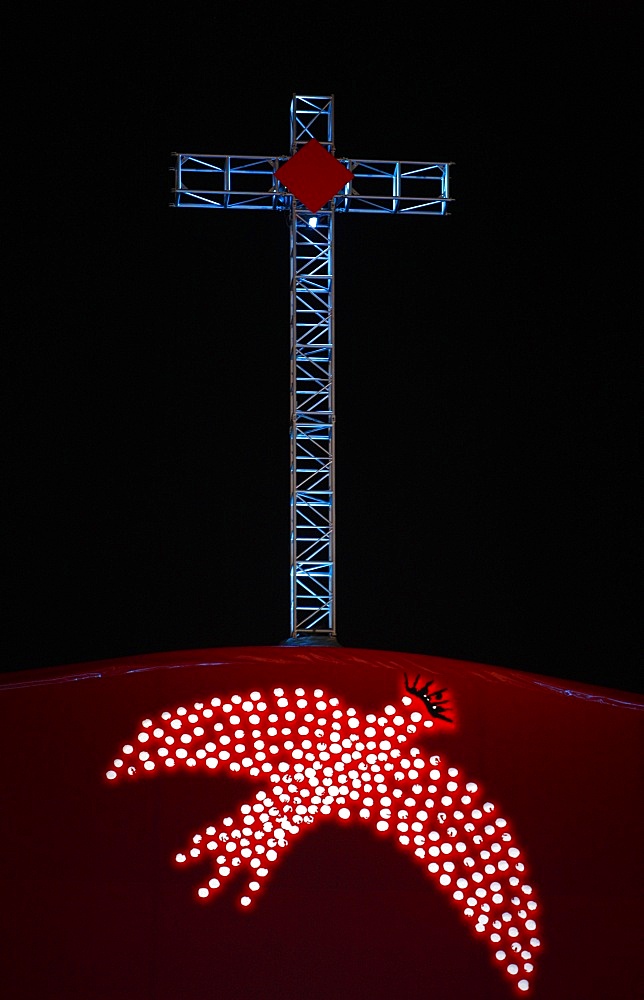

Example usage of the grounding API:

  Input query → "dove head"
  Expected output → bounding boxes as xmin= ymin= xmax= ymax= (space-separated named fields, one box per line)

xmin=402 ymin=673 xmax=453 ymax=725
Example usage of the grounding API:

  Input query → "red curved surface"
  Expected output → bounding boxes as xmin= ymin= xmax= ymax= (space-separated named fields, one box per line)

xmin=1 ymin=646 xmax=642 ymax=999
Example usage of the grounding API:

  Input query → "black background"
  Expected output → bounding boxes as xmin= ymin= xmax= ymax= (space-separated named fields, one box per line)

xmin=6 ymin=7 xmax=639 ymax=690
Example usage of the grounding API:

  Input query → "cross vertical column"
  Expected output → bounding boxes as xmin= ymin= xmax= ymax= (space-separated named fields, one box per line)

xmin=288 ymin=97 xmax=337 ymax=643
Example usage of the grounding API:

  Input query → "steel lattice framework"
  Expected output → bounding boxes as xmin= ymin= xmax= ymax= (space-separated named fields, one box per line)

xmin=173 ymin=95 xmax=451 ymax=644
xmin=287 ymin=99 xmax=336 ymax=642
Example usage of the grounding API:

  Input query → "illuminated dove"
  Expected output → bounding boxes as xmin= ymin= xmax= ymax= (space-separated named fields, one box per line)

xmin=107 ymin=677 xmax=540 ymax=994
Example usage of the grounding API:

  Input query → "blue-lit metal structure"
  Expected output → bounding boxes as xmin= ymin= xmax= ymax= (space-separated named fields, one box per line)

xmin=173 ymin=96 xmax=451 ymax=643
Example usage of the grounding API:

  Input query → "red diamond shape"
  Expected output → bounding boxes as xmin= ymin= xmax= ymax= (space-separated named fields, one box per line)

xmin=274 ymin=139 xmax=354 ymax=213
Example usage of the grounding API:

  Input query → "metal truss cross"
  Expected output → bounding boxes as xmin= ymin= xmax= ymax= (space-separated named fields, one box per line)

xmin=173 ymin=95 xmax=451 ymax=645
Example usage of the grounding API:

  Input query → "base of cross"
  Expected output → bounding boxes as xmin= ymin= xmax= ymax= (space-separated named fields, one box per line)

xmin=281 ymin=634 xmax=340 ymax=647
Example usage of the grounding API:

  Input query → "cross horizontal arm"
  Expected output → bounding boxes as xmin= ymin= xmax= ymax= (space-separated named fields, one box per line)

xmin=173 ymin=153 xmax=452 ymax=215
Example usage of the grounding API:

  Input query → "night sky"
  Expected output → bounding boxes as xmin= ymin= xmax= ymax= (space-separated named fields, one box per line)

xmin=7 ymin=8 xmax=638 ymax=691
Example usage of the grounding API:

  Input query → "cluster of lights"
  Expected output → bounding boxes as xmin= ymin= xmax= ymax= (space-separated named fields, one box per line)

xmin=108 ymin=684 xmax=540 ymax=994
